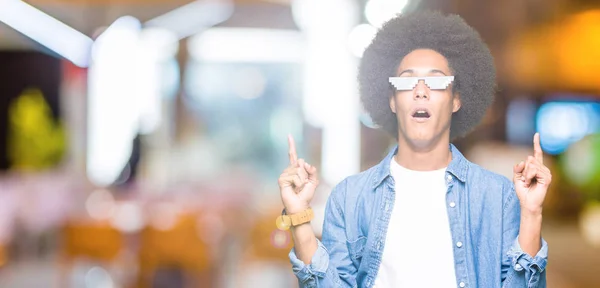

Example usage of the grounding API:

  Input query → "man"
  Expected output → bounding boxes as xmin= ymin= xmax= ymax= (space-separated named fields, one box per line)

xmin=277 ymin=11 xmax=549 ymax=288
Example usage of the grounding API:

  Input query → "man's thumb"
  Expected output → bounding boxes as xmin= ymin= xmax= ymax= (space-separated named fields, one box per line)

xmin=513 ymin=161 xmax=525 ymax=174
xmin=304 ymin=162 xmax=318 ymax=180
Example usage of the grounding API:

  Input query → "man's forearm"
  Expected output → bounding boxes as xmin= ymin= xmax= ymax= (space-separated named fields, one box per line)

xmin=291 ymin=222 xmax=319 ymax=265
xmin=518 ymin=211 xmax=543 ymax=257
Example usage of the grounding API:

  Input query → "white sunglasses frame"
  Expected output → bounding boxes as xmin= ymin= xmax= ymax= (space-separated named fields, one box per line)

xmin=389 ymin=76 xmax=455 ymax=91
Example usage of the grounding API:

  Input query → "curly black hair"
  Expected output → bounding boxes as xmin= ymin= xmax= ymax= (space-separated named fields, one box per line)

xmin=358 ymin=10 xmax=496 ymax=140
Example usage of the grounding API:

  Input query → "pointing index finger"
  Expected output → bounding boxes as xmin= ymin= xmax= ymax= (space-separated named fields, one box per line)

xmin=288 ymin=134 xmax=298 ymax=165
xmin=533 ymin=132 xmax=543 ymax=164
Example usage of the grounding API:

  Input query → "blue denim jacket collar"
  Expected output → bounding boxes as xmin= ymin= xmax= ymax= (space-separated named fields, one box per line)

xmin=371 ymin=143 xmax=468 ymax=189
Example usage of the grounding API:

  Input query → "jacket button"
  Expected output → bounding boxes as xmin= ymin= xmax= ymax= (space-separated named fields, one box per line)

xmin=456 ymin=241 xmax=463 ymax=248
xmin=459 ymin=282 xmax=466 ymax=287
xmin=449 ymin=202 xmax=456 ymax=208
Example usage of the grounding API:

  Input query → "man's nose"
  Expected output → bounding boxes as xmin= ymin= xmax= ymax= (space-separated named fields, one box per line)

xmin=413 ymin=80 xmax=429 ymax=99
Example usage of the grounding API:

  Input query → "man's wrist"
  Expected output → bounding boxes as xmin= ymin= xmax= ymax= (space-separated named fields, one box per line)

xmin=519 ymin=209 xmax=543 ymax=257
xmin=277 ymin=206 xmax=313 ymax=231
xmin=520 ymin=210 xmax=542 ymax=232
xmin=520 ymin=206 xmax=543 ymax=221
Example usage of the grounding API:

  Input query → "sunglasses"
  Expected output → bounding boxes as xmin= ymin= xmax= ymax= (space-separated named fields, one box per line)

xmin=389 ymin=76 xmax=455 ymax=91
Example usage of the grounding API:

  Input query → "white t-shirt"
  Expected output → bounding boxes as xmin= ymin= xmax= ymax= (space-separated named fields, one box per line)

xmin=373 ymin=158 xmax=457 ymax=287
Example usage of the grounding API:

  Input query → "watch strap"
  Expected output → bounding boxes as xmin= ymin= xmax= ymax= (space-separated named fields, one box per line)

xmin=289 ymin=208 xmax=314 ymax=226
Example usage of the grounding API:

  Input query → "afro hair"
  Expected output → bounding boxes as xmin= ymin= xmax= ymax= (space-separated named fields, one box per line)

xmin=358 ymin=10 xmax=496 ymax=140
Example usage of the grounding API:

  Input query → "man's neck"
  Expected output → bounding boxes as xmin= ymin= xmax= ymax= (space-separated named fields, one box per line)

xmin=394 ymin=136 xmax=452 ymax=171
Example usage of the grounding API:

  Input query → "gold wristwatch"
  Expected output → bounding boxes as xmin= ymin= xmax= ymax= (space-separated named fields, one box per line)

xmin=275 ymin=208 xmax=314 ymax=231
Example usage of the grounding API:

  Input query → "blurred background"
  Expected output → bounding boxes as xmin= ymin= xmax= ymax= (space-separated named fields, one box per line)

xmin=0 ymin=0 xmax=599 ymax=287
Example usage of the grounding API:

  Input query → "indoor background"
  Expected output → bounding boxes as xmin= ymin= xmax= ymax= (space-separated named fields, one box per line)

xmin=0 ymin=0 xmax=599 ymax=287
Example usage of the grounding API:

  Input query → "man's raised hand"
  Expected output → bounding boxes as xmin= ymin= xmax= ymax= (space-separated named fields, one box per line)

xmin=513 ymin=133 xmax=552 ymax=215
xmin=278 ymin=134 xmax=319 ymax=215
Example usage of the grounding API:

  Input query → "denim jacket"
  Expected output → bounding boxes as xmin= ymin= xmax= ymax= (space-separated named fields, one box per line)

xmin=289 ymin=144 xmax=548 ymax=288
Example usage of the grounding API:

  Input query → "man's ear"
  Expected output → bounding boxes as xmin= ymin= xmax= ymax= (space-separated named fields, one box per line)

xmin=389 ymin=95 xmax=397 ymax=114
xmin=452 ymin=93 xmax=461 ymax=113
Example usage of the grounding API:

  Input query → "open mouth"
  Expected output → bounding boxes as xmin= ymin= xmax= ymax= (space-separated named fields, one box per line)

xmin=412 ymin=109 xmax=431 ymax=118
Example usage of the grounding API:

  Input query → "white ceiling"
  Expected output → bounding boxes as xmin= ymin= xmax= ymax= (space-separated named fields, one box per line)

xmin=0 ymin=2 xmax=189 ymax=49
xmin=0 ymin=0 xmax=297 ymax=50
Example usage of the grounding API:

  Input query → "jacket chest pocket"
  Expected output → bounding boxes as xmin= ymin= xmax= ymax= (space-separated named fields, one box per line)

xmin=346 ymin=236 xmax=367 ymax=268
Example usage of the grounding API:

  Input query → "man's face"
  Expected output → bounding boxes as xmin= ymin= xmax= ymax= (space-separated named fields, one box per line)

xmin=389 ymin=49 xmax=461 ymax=147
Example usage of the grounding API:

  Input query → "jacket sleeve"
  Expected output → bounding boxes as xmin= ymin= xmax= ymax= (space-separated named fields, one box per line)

xmin=501 ymin=185 xmax=548 ymax=288
xmin=289 ymin=181 xmax=359 ymax=287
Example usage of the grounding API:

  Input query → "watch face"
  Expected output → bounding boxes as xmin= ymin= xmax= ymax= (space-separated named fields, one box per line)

xmin=275 ymin=215 xmax=291 ymax=231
